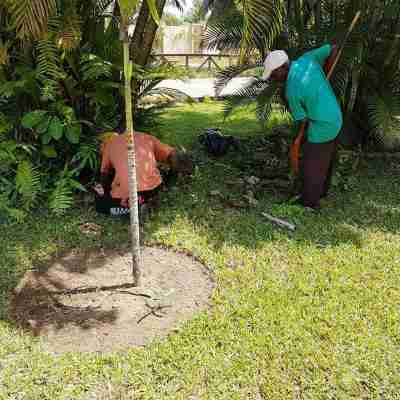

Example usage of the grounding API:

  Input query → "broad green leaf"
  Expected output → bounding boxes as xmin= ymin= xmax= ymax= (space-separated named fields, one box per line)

xmin=41 ymin=145 xmax=57 ymax=158
xmin=36 ymin=115 xmax=51 ymax=134
xmin=21 ymin=110 xmax=48 ymax=129
xmin=144 ymin=0 xmax=160 ymax=25
xmin=48 ymin=116 xmax=64 ymax=140
xmin=65 ymin=124 xmax=81 ymax=144
xmin=41 ymin=132 xmax=52 ymax=145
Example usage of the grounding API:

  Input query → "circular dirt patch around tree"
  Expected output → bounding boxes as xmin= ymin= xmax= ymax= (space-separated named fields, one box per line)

xmin=9 ymin=247 xmax=214 ymax=354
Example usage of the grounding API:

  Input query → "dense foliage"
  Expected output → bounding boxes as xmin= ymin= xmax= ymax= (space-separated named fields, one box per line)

xmin=0 ymin=0 xmax=186 ymax=221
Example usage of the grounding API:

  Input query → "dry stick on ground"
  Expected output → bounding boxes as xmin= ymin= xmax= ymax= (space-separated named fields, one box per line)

xmin=47 ymin=282 xmax=152 ymax=297
xmin=261 ymin=212 xmax=296 ymax=231
xmin=137 ymin=304 xmax=172 ymax=324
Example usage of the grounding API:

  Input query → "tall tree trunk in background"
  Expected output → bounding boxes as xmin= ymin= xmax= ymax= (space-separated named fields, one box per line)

xmin=130 ymin=0 xmax=167 ymax=114
xmin=120 ymin=23 xmax=141 ymax=285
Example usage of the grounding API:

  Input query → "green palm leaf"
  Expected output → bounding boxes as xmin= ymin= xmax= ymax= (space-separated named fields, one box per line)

xmin=239 ymin=0 xmax=283 ymax=59
xmin=215 ymin=62 xmax=262 ymax=96
xmin=7 ymin=0 xmax=56 ymax=39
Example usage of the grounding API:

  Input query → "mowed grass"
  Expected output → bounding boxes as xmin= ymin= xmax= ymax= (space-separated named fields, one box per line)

xmin=1 ymin=102 xmax=400 ymax=399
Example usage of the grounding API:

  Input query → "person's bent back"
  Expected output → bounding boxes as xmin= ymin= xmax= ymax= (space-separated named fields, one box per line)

xmin=101 ymin=132 xmax=175 ymax=207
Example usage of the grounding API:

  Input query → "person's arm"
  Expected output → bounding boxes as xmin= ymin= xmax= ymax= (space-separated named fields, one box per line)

xmin=287 ymin=93 xmax=307 ymax=123
xmin=151 ymin=136 xmax=175 ymax=163
xmin=151 ymin=135 xmax=194 ymax=175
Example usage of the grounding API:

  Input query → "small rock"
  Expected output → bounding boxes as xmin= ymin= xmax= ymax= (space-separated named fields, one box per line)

xmin=79 ymin=222 xmax=102 ymax=236
xmin=245 ymin=176 xmax=260 ymax=185
xmin=243 ymin=191 xmax=258 ymax=206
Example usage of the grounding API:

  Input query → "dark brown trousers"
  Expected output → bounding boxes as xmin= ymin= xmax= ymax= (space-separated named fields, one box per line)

xmin=301 ymin=137 xmax=338 ymax=209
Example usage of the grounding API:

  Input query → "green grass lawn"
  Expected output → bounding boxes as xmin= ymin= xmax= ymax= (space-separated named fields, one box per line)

xmin=1 ymin=102 xmax=400 ymax=399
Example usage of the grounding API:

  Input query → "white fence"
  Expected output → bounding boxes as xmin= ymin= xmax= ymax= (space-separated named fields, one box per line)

xmin=155 ymin=23 xmax=215 ymax=54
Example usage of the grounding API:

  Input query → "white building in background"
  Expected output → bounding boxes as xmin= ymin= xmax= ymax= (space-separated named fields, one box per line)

xmin=156 ymin=23 xmax=216 ymax=54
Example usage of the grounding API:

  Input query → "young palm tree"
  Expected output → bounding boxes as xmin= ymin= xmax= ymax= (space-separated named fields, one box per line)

xmin=118 ymin=0 xmax=159 ymax=286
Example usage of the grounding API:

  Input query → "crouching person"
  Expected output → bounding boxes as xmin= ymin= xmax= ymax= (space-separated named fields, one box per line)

xmin=94 ymin=131 xmax=193 ymax=219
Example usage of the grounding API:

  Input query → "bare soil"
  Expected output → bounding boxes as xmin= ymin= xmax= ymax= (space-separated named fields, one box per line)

xmin=9 ymin=246 xmax=214 ymax=354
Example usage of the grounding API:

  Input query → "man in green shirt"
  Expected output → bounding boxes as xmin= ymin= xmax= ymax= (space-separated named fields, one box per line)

xmin=263 ymin=44 xmax=342 ymax=209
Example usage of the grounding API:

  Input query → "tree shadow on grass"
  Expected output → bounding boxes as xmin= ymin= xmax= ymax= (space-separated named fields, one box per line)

xmin=9 ymin=276 xmax=119 ymax=336
xmin=5 ymin=249 xmax=128 ymax=335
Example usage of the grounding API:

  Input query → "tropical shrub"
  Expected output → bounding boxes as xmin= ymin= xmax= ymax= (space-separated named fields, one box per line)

xmin=0 ymin=0 xmax=188 ymax=222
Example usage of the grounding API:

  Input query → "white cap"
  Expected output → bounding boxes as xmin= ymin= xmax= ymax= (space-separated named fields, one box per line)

xmin=262 ymin=50 xmax=289 ymax=80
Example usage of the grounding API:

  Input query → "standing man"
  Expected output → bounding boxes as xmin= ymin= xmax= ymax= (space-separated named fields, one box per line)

xmin=263 ymin=43 xmax=342 ymax=210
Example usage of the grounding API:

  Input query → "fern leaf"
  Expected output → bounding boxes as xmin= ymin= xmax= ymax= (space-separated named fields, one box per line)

xmin=48 ymin=183 xmax=73 ymax=215
xmin=72 ymin=141 xmax=100 ymax=171
xmin=15 ymin=160 xmax=41 ymax=210
xmin=36 ymin=38 xmax=63 ymax=100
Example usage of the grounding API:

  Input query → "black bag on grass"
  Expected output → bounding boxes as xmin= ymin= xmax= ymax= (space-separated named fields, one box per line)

xmin=199 ymin=128 xmax=239 ymax=156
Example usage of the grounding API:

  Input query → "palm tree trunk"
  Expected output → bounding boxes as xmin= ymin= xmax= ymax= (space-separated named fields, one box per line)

xmin=121 ymin=27 xmax=141 ymax=286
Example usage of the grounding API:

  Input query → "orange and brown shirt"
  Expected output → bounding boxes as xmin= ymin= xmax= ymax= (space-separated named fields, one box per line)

xmin=100 ymin=132 xmax=174 ymax=206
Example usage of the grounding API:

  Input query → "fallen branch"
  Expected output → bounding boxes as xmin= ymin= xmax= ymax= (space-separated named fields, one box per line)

xmin=48 ymin=282 xmax=152 ymax=297
xmin=137 ymin=304 xmax=172 ymax=324
xmin=261 ymin=212 xmax=296 ymax=231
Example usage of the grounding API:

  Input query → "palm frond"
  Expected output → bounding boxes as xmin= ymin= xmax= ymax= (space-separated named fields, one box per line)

xmin=142 ymin=87 xmax=193 ymax=103
xmin=367 ymin=90 xmax=400 ymax=149
xmin=7 ymin=0 xmax=56 ymax=39
xmin=203 ymin=10 xmax=244 ymax=52
xmin=239 ymin=0 xmax=283 ymax=58
xmin=215 ymin=62 xmax=262 ymax=95
xmin=203 ymin=0 xmax=235 ymax=20
xmin=0 ymin=39 xmax=11 ymax=65
xmin=255 ymin=82 xmax=283 ymax=124
xmin=223 ymin=78 xmax=266 ymax=118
